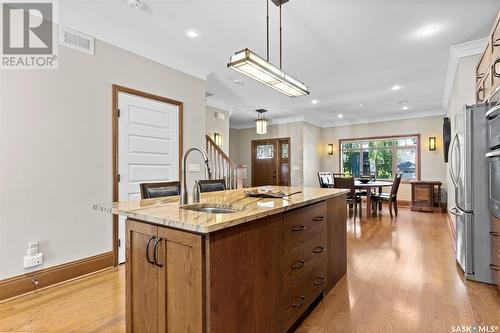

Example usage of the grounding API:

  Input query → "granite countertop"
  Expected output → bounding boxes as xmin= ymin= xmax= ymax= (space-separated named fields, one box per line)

xmin=93 ymin=186 xmax=349 ymax=234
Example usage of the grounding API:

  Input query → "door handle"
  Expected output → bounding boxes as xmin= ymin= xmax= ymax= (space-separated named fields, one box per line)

xmin=153 ymin=238 xmax=163 ymax=267
xmin=486 ymin=150 xmax=500 ymax=158
xmin=449 ymin=207 xmax=464 ymax=217
xmin=145 ymin=236 xmax=155 ymax=265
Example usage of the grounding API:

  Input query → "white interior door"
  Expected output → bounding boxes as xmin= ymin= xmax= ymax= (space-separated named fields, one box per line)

xmin=118 ymin=92 xmax=180 ymax=264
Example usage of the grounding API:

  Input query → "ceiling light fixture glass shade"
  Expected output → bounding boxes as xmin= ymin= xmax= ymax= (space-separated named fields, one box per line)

xmin=228 ymin=49 xmax=309 ymax=97
xmin=255 ymin=109 xmax=268 ymax=135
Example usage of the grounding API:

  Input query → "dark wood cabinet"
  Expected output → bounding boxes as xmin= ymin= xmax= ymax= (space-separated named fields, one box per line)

xmin=125 ymin=194 xmax=347 ymax=332
xmin=410 ymin=181 xmax=444 ymax=213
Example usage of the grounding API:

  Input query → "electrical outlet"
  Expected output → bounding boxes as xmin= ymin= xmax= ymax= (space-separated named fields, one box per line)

xmin=24 ymin=253 xmax=43 ymax=268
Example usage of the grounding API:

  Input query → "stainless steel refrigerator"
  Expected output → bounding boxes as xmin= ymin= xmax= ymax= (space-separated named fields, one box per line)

xmin=449 ymin=104 xmax=493 ymax=284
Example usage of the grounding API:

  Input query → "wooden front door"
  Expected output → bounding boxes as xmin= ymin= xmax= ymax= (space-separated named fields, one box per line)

xmin=251 ymin=138 xmax=290 ymax=187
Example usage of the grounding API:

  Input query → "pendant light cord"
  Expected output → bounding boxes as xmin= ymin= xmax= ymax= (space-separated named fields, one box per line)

xmin=266 ymin=0 xmax=269 ymax=62
xmin=279 ymin=3 xmax=282 ymax=69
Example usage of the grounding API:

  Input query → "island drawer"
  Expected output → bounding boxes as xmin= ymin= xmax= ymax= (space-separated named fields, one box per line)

xmin=283 ymin=202 xmax=327 ymax=256
xmin=283 ymin=230 xmax=327 ymax=292
xmin=283 ymin=260 xmax=327 ymax=331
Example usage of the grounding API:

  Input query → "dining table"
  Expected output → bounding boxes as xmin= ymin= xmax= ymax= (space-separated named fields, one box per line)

xmin=354 ymin=180 xmax=393 ymax=218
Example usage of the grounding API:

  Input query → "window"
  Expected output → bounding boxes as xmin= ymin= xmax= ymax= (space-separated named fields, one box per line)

xmin=256 ymin=144 xmax=274 ymax=159
xmin=340 ymin=135 xmax=419 ymax=180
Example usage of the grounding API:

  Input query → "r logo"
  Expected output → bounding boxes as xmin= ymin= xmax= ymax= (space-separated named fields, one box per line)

xmin=2 ymin=2 xmax=53 ymax=54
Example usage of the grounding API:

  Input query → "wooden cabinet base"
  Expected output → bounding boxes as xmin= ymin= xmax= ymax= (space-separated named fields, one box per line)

xmin=125 ymin=195 xmax=347 ymax=332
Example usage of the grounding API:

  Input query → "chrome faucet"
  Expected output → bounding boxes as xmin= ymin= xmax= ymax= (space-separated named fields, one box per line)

xmin=180 ymin=147 xmax=212 ymax=205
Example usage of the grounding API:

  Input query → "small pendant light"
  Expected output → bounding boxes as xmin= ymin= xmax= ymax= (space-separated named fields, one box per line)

xmin=255 ymin=109 xmax=268 ymax=135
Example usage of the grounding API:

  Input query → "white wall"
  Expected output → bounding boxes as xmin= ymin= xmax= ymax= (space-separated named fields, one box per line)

xmin=229 ymin=122 xmax=304 ymax=186
xmin=321 ymin=116 xmax=447 ymax=201
xmin=445 ymin=54 xmax=480 ymax=215
xmin=303 ymin=122 xmax=323 ymax=187
xmin=0 ymin=39 xmax=206 ymax=279
xmin=205 ymin=106 xmax=230 ymax=153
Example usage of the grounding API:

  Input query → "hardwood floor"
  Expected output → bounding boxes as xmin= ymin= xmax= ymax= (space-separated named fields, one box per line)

xmin=0 ymin=208 xmax=498 ymax=332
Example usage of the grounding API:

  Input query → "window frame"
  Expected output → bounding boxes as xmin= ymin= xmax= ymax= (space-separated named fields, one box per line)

xmin=338 ymin=134 xmax=421 ymax=182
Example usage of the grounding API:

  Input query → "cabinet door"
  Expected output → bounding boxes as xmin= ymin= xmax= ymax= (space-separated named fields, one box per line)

xmin=156 ymin=227 xmax=204 ymax=333
xmin=126 ymin=220 xmax=159 ymax=333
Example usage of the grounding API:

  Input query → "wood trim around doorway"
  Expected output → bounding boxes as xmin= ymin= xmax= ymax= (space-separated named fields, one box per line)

xmin=112 ymin=84 xmax=183 ymax=266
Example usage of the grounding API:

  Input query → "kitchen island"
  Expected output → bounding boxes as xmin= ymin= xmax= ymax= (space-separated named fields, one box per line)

xmin=94 ymin=186 xmax=348 ymax=333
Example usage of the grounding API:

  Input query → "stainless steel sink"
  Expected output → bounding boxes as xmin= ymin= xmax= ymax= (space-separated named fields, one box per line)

xmin=181 ymin=203 xmax=241 ymax=214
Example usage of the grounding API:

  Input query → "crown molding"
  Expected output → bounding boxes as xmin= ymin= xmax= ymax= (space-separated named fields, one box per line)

xmin=230 ymin=109 xmax=445 ymax=130
xmin=442 ymin=38 xmax=487 ymax=110
xmin=320 ymin=109 xmax=445 ymax=128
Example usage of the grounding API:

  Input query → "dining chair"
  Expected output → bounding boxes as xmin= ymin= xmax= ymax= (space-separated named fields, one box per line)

xmin=317 ymin=172 xmax=334 ymax=188
xmin=333 ymin=176 xmax=362 ymax=220
xmin=370 ymin=174 xmax=402 ymax=218
xmin=140 ymin=181 xmax=181 ymax=199
xmin=196 ymin=179 xmax=227 ymax=193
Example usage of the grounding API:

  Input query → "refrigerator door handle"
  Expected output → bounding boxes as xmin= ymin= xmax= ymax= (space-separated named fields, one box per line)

xmin=449 ymin=133 xmax=460 ymax=187
xmin=450 ymin=207 xmax=465 ymax=217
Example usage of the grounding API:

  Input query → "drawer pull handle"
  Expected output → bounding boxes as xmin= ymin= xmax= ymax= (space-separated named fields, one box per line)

xmin=153 ymin=238 xmax=163 ymax=267
xmin=145 ymin=236 xmax=155 ymax=265
xmin=313 ymin=276 xmax=326 ymax=286
xmin=313 ymin=246 xmax=325 ymax=254
xmin=291 ymin=260 xmax=305 ymax=269
xmin=477 ymin=73 xmax=484 ymax=80
xmin=490 ymin=231 xmax=500 ymax=237
xmin=493 ymin=57 xmax=500 ymax=78
xmin=292 ymin=296 xmax=306 ymax=308
xmin=312 ymin=216 xmax=325 ymax=222
xmin=494 ymin=38 xmax=500 ymax=47
xmin=490 ymin=264 xmax=500 ymax=272
xmin=292 ymin=225 xmax=305 ymax=232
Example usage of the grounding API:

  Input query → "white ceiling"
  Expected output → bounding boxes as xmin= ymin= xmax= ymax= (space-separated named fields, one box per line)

xmin=60 ymin=0 xmax=499 ymax=128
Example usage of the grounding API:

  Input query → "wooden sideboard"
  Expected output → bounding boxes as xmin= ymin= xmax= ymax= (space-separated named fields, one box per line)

xmin=410 ymin=181 xmax=444 ymax=213
xmin=476 ymin=10 xmax=500 ymax=103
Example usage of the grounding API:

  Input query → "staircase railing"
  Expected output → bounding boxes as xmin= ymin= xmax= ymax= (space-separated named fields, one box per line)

xmin=205 ymin=135 xmax=246 ymax=189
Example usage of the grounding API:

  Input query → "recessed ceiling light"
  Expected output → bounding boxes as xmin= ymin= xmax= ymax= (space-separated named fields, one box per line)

xmin=338 ymin=114 xmax=343 ymax=119
xmin=397 ymin=99 xmax=409 ymax=105
xmin=312 ymin=99 xmax=319 ymax=104
xmin=128 ymin=0 xmax=144 ymax=8
xmin=418 ymin=25 xmax=439 ymax=38
xmin=402 ymin=106 xmax=409 ymax=110
xmin=185 ymin=29 xmax=200 ymax=38
xmin=359 ymin=103 xmax=366 ymax=107
xmin=391 ymin=85 xmax=402 ymax=91
xmin=232 ymin=79 xmax=244 ymax=85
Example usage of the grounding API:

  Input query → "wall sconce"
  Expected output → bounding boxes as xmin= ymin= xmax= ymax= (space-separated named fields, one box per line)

xmin=327 ymin=144 xmax=334 ymax=156
xmin=213 ymin=133 xmax=223 ymax=147
xmin=429 ymin=137 xmax=436 ymax=151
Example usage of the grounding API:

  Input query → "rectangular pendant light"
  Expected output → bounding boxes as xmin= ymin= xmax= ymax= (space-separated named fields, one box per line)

xmin=227 ymin=48 xmax=310 ymax=97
